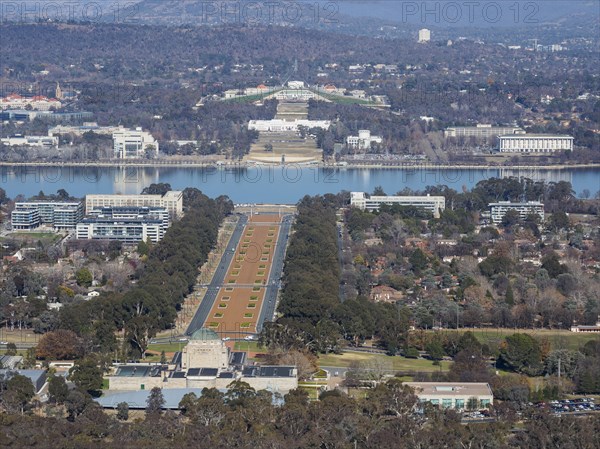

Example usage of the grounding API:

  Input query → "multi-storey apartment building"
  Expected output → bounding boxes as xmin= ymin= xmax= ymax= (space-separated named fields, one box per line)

xmin=11 ymin=201 xmax=83 ymax=231
xmin=489 ymin=201 xmax=545 ymax=224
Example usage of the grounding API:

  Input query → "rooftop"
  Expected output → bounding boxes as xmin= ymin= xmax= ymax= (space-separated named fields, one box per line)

xmin=242 ymin=366 xmax=296 ymax=378
xmin=404 ymin=382 xmax=493 ymax=397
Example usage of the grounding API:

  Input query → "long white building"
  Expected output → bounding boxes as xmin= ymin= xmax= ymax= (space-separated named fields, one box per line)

xmin=489 ymin=201 xmax=545 ymax=224
xmin=248 ymin=119 xmax=331 ymax=132
xmin=113 ymin=127 xmax=159 ymax=159
xmin=350 ymin=192 xmax=445 ymax=218
xmin=445 ymin=124 xmax=524 ymax=139
xmin=498 ymin=134 xmax=573 ymax=153
xmin=85 ymin=191 xmax=183 ymax=218
xmin=76 ymin=218 xmax=163 ymax=244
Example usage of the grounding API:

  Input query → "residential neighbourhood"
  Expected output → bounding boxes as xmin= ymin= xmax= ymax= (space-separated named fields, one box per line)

xmin=0 ymin=2 xmax=599 ymax=448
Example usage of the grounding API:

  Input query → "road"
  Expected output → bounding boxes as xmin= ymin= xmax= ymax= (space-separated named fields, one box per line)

xmin=185 ymin=214 xmax=248 ymax=336
xmin=337 ymin=222 xmax=345 ymax=303
xmin=256 ymin=214 xmax=293 ymax=332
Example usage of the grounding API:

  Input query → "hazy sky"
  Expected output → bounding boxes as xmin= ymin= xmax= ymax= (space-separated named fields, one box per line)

xmin=332 ymin=0 xmax=599 ymax=27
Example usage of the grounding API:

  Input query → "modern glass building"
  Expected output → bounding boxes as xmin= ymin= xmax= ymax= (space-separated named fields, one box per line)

xmin=76 ymin=205 xmax=170 ymax=244
xmin=11 ymin=201 xmax=83 ymax=231
xmin=76 ymin=217 xmax=163 ymax=244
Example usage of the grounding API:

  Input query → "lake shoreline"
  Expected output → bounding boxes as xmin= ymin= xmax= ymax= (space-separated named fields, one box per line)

xmin=1 ymin=160 xmax=600 ymax=171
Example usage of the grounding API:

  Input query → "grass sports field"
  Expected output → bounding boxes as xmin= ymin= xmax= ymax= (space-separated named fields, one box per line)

xmin=318 ymin=352 xmax=451 ymax=372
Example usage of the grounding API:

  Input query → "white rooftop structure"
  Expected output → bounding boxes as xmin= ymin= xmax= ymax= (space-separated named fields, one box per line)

xmin=418 ymin=28 xmax=431 ymax=43
xmin=404 ymin=382 xmax=493 ymax=409
xmin=248 ymin=119 xmax=331 ymax=132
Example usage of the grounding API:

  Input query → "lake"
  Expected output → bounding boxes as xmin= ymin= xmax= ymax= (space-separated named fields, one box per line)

xmin=1 ymin=165 xmax=599 ymax=203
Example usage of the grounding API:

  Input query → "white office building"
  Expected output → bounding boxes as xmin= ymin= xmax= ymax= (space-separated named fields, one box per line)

xmin=11 ymin=201 xmax=83 ymax=231
xmin=346 ymin=130 xmax=383 ymax=150
xmin=350 ymin=192 xmax=445 ymax=218
xmin=1 ymin=135 xmax=59 ymax=147
xmin=489 ymin=201 xmax=545 ymax=224
xmin=444 ymin=124 xmax=525 ymax=139
xmin=88 ymin=206 xmax=170 ymax=235
xmin=405 ymin=382 xmax=493 ymax=410
xmin=76 ymin=218 xmax=163 ymax=244
xmin=85 ymin=191 xmax=183 ymax=218
xmin=498 ymin=134 xmax=574 ymax=153
xmin=418 ymin=28 xmax=431 ymax=43
xmin=248 ymin=119 xmax=331 ymax=132
xmin=113 ymin=127 xmax=159 ymax=159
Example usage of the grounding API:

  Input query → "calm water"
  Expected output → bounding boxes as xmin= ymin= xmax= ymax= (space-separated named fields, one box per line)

xmin=1 ymin=165 xmax=598 ymax=203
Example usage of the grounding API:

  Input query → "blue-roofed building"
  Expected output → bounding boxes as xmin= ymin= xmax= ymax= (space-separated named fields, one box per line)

xmin=0 ymin=369 xmax=47 ymax=394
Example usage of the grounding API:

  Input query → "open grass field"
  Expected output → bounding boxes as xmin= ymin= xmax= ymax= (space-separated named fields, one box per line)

xmin=233 ymin=341 xmax=262 ymax=352
xmin=204 ymin=214 xmax=281 ymax=336
xmin=309 ymin=90 xmax=371 ymax=105
xmin=428 ymin=328 xmax=600 ymax=351
xmin=222 ymin=89 xmax=283 ymax=103
xmin=146 ymin=342 xmax=188 ymax=354
xmin=318 ymin=352 xmax=451 ymax=372
xmin=0 ymin=329 xmax=41 ymax=344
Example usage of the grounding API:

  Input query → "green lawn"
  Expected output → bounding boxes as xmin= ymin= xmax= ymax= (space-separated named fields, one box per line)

xmin=222 ymin=91 xmax=281 ymax=103
xmin=147 ymin=342 xmax=188 ymax=353
xmin=431 ymin=328 xmax=600 ymax=351
xmin=233 ymin=341 xmax=261 ymax=352
xmin=6 ymin=232 xmax=62 ymax=244
xmin=318 ymin=352 xmax=451 ymax=372
xmin=308 ymin=89 xmax=371 ymax=105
